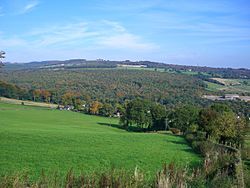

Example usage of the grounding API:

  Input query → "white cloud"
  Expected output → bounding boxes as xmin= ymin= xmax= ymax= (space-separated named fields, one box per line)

xmin=20 ymin=0 xmax=39 ymax=14
xmin=0 ymin=20 xmax=159 ymax=62
xmin=26 ymin=21 xmax=158 ymax=51
xmin=0 ymin=20 xmax=158 ymax=62
xmin=101 ymin=20 xmax=126 ymax=32
xmin=30 ymin=22 xmax=100 ymax=47
xmin=97 ymin=33 xmax=158 ymax=50
xmin=0 ymin=34 xmax=28 ymax=48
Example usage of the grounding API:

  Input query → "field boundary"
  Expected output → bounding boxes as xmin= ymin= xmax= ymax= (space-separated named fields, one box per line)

xmin=0 ymin=97 xmax=59 ymax=108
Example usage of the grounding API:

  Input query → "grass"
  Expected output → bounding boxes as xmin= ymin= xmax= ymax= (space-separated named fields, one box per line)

xmin=211 ymin=78 xmax=241 ymax=86
xmin=204 ymin=79 xmax=250 ymax=93
xmin=0 ymin=97 xmax=59 ymax=108
xmin=0 ymin=102 xmax=200 ymax=181
xmin=204 ymin=81 xmax=225 ymax=92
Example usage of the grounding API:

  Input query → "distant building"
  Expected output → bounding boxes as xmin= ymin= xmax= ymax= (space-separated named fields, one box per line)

xmin=203 ymin=94 xmax=250 ymax=102
xmin=223 ymin=94 xmax=240 ymax=100
xmin=62 ymin=105 xmax=74 ymax=110
xmin=114 ymin=110 xmax=121 ymax=117
xmin=239 ymin=96 xmax=250 ymax=102
xmin=117 ymin=64 xmax=147 ymax=68
xmin=96 ymin=59 xmax=105 ymax=62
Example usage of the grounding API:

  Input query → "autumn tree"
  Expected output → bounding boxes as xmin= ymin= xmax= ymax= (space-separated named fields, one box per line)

xmin=41 ymin=90 xmax=51 ymax=103
xmin=32 ymin=89 xmax=41 ymax=101
xmin=89 ymin=101 xmax=102 ymax=115
xmin=61 ymin=92 xmax=75 ymax=106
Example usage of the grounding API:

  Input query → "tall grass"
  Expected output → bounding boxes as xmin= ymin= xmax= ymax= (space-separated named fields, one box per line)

xmin=0 ymin=161 xmax=236 ymax=188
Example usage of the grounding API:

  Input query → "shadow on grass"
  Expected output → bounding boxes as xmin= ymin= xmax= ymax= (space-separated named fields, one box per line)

xmin=169 ymin=140 xmax=187 ymax=145
xmin=181 ymin=148 xmax=197 ymax=154
xmin=97 ymin=123 xmax=146 ymax=132
xmin=98 ymin=122 xmax=124 ymax=130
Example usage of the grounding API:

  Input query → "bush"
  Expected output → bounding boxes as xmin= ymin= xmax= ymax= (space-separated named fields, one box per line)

xmin=191 ymin=141 xmax=200 ymax=151
xmin=191 ymin=141 xmax=214 ymax=156
xmin=195 ymin=131 xmax=207 ymax=141
xmin=188 ymin=176 xmax=206 ymax=188
xmin=242 ymin=147 xmax=250 ymax=160
xmin=188 ymin=123 xmax=199 ymax=133
xmin=185 ymin=133 xmax=195 ymax=143
xmin=208 ymin=176 xmax=233 ymax=188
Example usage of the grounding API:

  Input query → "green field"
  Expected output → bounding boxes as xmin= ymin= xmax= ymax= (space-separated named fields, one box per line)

xmin=0 ymin=102 xmax=200 ymax=180
xmin=205 ymin=79 xmax=250 ymax=93
xmin=204 ymin=81 xmax=225 ymax=92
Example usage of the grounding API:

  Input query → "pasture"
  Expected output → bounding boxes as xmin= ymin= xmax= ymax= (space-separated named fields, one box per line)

xmin=205 ymin=78 xmax=250 ymax=93
xmin=0 ymin=97 xmax=59 ymax=108
xmin=0 ymin=102 xmax=200 ymax=180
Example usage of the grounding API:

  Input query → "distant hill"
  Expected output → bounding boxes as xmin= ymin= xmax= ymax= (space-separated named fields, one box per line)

xmin=3 ymin=59 xmax=250 ymax=79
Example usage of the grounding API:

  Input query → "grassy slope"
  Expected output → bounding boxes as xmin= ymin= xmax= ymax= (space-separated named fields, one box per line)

xmin=0 ymin=97 xmax=59 ymax=108
xmin=205 ymin=79 xmax=250 ymax=93
xmin=0 ymin=102 xmax=200 ymax=180
xmin=204 ymin=81 xmax=225 ymax=92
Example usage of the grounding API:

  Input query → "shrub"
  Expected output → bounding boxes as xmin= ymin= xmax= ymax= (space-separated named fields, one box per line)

xmin=241 ymin=147 xmax=250 ymax=160
xmin=196 ymin=131 xmax=207 ymax=141
xmin=185 ymin=133 xmax=195 ymax=143
xmin=208 ymin=176 xmax=233 ymax=188
xmin=188 ymin=176 xmax=206 ymax=188
xmin=188 ymin=123 xmax=199 ymax=133
xmin=191 ymin=141 xmax=214 ymax=156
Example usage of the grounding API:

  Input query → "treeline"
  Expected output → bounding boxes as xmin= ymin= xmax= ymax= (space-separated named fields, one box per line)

xmin=118 ymin=61 xmax=250 ymax=79
xmin=195 ymin=73 xmax=225 ymax=85
xmin=0 ymin=81 xmax=30 ymax=99
xmin=0 ymin=69 xmax=206 ymax=106
xmin=4 ymin=59 xmax=250 ymax=78
xmin=0 ymin=75 xmax=249 ymax=120
xmin=120 ymin=99 xmax=248 ymax=145
xmin=120 ymin=100 xmax=249 ymax=187
xmin=168 ymin=103 xmax=247 ymax=145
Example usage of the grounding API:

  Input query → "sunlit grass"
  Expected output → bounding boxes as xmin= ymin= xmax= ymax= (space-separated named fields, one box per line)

xmin=0 ymin=102 xmax=200 ymax=180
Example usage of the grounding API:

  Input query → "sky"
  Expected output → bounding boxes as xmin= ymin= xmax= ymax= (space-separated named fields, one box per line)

xmin=0 ymin=0 xmax=250 ymax=68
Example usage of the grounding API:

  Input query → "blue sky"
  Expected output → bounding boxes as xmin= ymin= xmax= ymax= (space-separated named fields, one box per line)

xmin=0 ymin=0 xmax=250 ymax=68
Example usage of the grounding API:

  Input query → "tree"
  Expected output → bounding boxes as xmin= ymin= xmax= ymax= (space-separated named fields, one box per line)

xmin=0 ymin=80 xmax=28 ymax=99
xmin=198 ymin=107 xmax=218 ymax=137
xmin=89 ymin=101 xmax=102 ymax=115
xmin=120 ymin=99 xmax=152 ymax=129
xmin=150 ymin=103 xmax=166 ymax=130
xmin=32 ymin=89 xmax=41 ymax=101
xmin=212 ymin=111 xmax=237 ymax=142
xmin=41 ymin=90 xmax=51 ymax=103
xmin=198 ymin=104 xmax=245 ymax=144
xmin=99 ymin=103 xmax=114 ymax=117
xmin=168 ymin=105 xmax=199 ymax=133
xmin=50 ymin=90 xmax=60 ymax=104
xmin=61 ymin=92 xmax=74 ymax=106
xmin=72 ymin=98 xmax=83 ymax=111
xmin=198 ymin=103 xmax=232 ymax=136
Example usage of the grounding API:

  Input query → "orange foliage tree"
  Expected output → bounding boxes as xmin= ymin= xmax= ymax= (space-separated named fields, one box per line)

xmin=89 ymin=101 xmax=102 ymax=115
